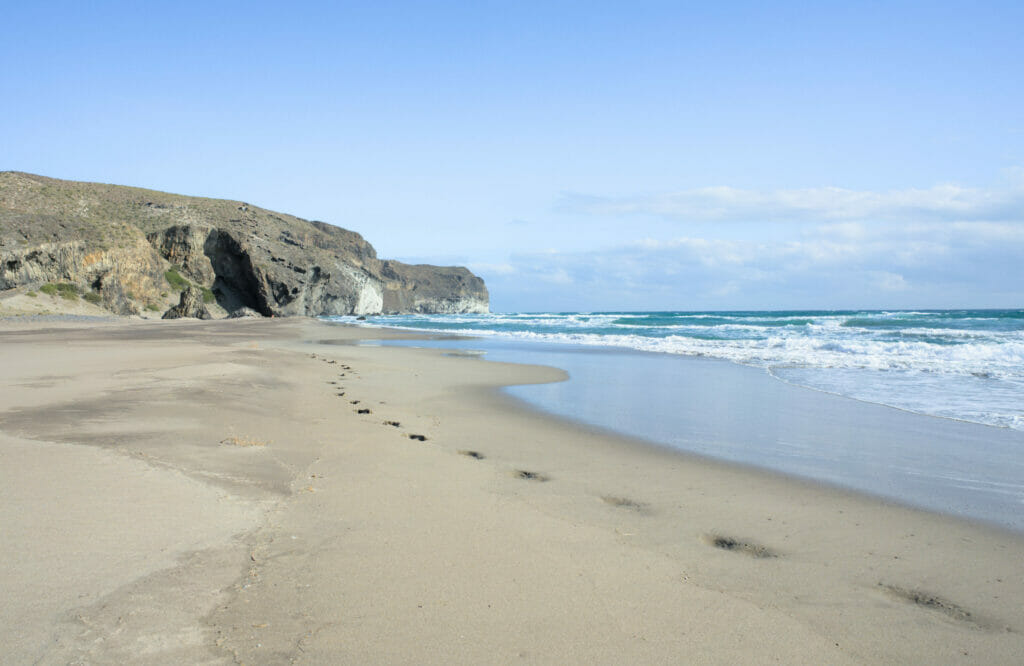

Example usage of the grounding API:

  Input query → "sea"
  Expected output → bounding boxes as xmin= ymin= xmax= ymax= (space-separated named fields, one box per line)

xmin=325 ymin=310 xmax=1024 ymax=530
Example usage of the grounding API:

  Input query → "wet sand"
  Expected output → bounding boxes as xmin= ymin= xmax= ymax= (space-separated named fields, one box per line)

xmin=1 ymin=317 xmax=1022 ymax=663
xmin=405 ymin=336 xmax=1024 ymax=531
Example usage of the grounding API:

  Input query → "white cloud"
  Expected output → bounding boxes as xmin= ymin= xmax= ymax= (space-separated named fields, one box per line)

xmin=560 ymin=178 xmax=1024 ymax=224
xmin=815 ymin=222 xmax=868 ymax=240
xmin=949 ymin=221 xmax=1024 ymax=242
xmin=538 ymin=268 xmax=573 ymax=285
xmin=870 ymin=271 xmax=909 ymax=291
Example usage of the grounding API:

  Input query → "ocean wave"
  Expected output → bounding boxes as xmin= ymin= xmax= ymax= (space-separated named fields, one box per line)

xmin=347 ymin=322 xmax=1023 ymax=377
xmin=329 ymin=310 xmax=1024 ymax=430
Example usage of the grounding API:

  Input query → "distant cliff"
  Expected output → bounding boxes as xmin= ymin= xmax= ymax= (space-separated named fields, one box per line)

xmin=0 ymin=172 xmax=488 ymax=317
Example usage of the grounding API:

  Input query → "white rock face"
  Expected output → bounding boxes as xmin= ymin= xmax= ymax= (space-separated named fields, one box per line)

xmin=352 ymin=276 xmax=384 ymax=315
xmin=410 ymin=297 xmax=489 ymax=314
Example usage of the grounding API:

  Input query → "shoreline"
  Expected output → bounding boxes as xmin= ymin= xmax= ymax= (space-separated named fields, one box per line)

xmin=496 ymin=384 xmax=1024 ymax=537
xmin=337 ymin=309 xmax=1024 ymax=434
xmin=359 ymin=329 xmax=1024 ymax=533
xmin=2 ymin=317 xmax=1022 ymax=663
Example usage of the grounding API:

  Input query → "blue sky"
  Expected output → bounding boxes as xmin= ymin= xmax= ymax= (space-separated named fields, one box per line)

xmin=3 ymin=1 xmax=1022 ymax=311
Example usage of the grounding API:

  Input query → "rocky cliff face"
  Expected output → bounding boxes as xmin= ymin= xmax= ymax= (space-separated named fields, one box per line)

xmin=378 ymin=260 xmax=491 ymax=314
xmin=0 ymin=172 xmax=489 ymax=317
xmin=0 ymin=211 xmax=169 ymax=315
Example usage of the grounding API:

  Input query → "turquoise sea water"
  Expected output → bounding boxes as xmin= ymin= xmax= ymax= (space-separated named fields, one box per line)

xmin=341 ymin=310 xmax=1024 ymax=431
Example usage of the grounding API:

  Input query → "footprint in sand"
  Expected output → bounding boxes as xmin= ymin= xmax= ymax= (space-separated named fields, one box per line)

xmin=408 ymin=434 xmax=428 ymax=441
xmin=513 ymin=470 xmax=549 ymax=482
xmin=600 ymin=495 xmax=648 ymax=512
xmin=703 ymin=533 xmax=777 ymax=558
xmin=357 ymin=408 xmax=372 ymax=414
xmin=458 ymin=450 xmax=485 ymax=460
xmin=877 ymin=583 xmax=1003 ymax=630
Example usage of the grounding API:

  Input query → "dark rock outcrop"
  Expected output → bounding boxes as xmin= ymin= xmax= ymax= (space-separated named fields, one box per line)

xmin=0 ymin=172 xmax=489 ymax=317
xmin=162 ymin=286 xmax=212 ymax=320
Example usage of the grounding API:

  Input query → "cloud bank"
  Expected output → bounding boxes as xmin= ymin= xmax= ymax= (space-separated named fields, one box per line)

xmin=460 ymin=173 xmax=1024 ymax=311
xmin=560 ymin=173 xmax=1024 ymax=224
xmin=473 ymin=221 xmax=1024 ymax=311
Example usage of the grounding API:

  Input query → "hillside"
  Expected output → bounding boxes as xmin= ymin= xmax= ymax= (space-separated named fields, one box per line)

xmin=0 ymin=172 xmax=488 ymax=317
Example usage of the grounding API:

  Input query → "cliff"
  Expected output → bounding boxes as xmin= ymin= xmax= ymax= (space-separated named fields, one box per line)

xmin=0 ymin=172 xmax=488 ymax=317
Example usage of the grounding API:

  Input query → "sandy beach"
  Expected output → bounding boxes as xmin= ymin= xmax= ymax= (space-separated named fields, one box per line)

xmin=2 ymin=317 xmax=1022 ymax=664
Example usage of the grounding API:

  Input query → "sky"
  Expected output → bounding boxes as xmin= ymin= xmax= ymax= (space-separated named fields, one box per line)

xmin=3 ymin=1 xmax=1022 ymax=312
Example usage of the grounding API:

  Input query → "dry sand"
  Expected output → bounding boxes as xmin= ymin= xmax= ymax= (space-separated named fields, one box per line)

xmin=1 ymin=317 xmax=1022 ymax=664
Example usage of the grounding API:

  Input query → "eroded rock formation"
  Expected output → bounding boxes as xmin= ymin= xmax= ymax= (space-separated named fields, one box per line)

xmin=162 ymin=286 xmax=212 ymax=320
